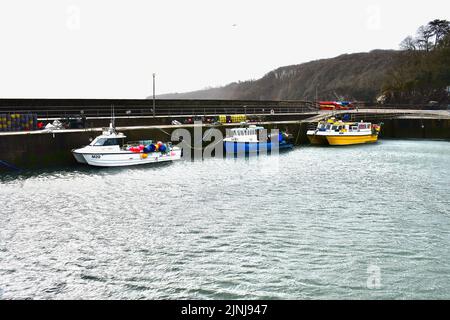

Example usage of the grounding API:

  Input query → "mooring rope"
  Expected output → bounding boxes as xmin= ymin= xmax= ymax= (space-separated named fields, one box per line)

xmin=155 ymin=126 xmax=224 ymax=151
xmin=156 ymin=127 xmax=172 ymax=137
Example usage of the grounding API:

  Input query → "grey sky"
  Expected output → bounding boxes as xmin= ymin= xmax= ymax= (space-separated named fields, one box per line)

xmin=0 ymin=0 xmax=448 ymax=98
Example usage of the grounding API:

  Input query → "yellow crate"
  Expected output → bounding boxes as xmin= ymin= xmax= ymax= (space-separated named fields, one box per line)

xmin=231 ymin=114 xmax=246 ymax=123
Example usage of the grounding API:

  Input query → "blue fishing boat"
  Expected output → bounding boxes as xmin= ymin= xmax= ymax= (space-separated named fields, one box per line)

xmin=223 ymin=125 xmax=293 ymax=155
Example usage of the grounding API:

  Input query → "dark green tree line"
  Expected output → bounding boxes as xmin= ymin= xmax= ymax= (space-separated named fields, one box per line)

xmin=383 ymin=19 xmax=450 ymax=104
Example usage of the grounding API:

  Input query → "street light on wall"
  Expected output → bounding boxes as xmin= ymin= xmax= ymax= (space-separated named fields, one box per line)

xmin=315 ymin=85 xmax=319 ymax=108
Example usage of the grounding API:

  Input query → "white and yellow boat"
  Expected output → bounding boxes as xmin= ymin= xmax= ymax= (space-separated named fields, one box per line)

xmin=307 ymin=118 xmax=381 ymax=146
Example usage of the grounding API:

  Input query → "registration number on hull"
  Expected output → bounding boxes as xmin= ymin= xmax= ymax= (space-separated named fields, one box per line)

xmin=91 ymin=155 xmax=101 ymax=159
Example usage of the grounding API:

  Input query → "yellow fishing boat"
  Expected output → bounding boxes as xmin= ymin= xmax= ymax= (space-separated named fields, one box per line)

xmin=307 ymin=119 xmax=381 ymax=146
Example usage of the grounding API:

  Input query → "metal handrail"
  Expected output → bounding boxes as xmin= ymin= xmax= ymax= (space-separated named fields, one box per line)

xmin=0 ymin=105 xmax=316 ymax=118
xmin=2 ymin=102 xmax=445 ymax=119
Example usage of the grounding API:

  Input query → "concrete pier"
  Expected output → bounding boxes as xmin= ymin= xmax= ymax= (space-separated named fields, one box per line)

xmin=1 ymin=118 xmax=449 ymax=170
xmin=0 ymin=121 xmax=302 ymax=168
xmin=1 ymin=102 xmax=449 ymax=170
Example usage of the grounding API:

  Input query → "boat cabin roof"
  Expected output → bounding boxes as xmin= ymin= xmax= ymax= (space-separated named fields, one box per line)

xmin=90 ymin=132 xmax=126 ymax=146
xmin=319 ymin=120 xmax=372 ymax=126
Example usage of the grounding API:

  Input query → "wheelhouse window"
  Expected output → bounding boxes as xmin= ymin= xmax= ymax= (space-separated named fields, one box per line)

xmin=93 ymin=138 xmax=122 ymax=146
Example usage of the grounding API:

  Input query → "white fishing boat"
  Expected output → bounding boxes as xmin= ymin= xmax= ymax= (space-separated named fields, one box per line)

xmin=72 ymin=123 xmax=181 ymax=167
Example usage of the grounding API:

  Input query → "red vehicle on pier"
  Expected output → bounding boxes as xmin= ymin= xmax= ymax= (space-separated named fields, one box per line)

xmin=319 ymin=101 xmax=354 ymax=110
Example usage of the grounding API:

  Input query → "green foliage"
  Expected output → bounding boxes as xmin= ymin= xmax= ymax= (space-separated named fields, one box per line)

xmin=384 ymin=20 xmax=450 ymax=104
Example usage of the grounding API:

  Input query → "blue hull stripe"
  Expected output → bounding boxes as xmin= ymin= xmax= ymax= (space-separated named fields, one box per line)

xmin=224 ymin=141 xmax=293 ymax=154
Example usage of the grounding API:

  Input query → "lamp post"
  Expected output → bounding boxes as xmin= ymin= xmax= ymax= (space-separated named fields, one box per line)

xmin=152 ymin=73 xmax=156 ymax=117
xmin=315 ymin=84 xmax=319 ymax=108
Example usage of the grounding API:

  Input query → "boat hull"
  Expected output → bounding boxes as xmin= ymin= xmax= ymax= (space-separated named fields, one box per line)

xmin=72 ymin=151 xmax=88 ymax=164
xmin=307 ymin=133 xmax=329 ymax=145
xmin=224 ymin=141 xmax=293 ymax=155
xmin=325 ymin=134 xmax=378 ymax=146
xmin=72 ymin=149 xmax=182 ymax=167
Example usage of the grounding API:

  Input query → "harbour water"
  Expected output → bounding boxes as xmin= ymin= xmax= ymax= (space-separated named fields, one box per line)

xmin=0 ymin=139 xmax=449 ymax=299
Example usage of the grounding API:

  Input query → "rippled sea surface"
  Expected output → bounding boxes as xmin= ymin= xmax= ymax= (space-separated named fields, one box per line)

xmin=1 ymin=139 xmax=449 ymax=299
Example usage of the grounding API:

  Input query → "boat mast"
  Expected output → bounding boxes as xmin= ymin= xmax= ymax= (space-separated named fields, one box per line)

xmin=110 ymin=104 xmax=115 ymax=131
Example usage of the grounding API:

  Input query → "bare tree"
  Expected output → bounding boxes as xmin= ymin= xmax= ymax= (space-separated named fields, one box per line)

xmin=400 ymin=35 xmax=417 ymax=51
xmin=416 ymin=25 xmax=433 ymax=51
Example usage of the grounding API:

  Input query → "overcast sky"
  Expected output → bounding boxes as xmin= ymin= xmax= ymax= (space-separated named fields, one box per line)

xmin=0 ymin=0 xmax=448 ymax=99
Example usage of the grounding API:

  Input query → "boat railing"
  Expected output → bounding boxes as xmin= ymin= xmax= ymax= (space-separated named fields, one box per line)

xmin=124 ymin=140 xmax=174 ymax=147
xmin=124 ymin=140 xmax=154 ymax=147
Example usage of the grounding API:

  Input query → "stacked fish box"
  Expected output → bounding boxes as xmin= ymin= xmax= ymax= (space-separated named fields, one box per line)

xmin=218 ymin=114 xmax=247 ymax=123
xmin=0 ymin=113 xmax=38 ymax=132
xmin=231 ymin=114 xmax=247 ymax=123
